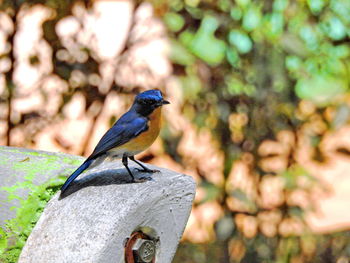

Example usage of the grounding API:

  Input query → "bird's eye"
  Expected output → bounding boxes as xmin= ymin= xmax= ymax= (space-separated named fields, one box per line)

xmin=146 ymin=99 xmax=156 ymax=104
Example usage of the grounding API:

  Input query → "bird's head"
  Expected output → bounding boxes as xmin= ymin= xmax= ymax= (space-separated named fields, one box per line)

xmin=132 ymin=89 xmax=170 ymax=116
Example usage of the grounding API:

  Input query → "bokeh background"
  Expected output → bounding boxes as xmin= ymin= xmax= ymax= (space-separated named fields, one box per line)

xmin=1 ymin=0 xmax=350 ymax=262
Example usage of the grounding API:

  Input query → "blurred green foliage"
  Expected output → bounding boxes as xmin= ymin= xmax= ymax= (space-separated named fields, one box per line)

xmin=160 ymin=0 xmax=350 ymax=106
xmin=152 ymin=0 xmax=350 ymax=262
xmin=1 ymin=0 xmax=350 ymax=262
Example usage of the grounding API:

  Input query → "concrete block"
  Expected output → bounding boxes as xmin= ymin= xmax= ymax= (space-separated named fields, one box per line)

xmin=18 ymin=153 xmax=195 ymax=263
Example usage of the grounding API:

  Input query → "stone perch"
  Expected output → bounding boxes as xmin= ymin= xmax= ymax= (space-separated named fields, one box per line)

xmin=0 ymin=147 xmax=195 ymax=263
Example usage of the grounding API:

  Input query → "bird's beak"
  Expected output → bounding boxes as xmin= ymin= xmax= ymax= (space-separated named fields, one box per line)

xmin=162 ymin=100 xmax=170 ymax=105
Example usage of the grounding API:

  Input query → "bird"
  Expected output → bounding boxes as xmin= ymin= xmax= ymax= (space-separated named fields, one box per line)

xmin=60 ymin=89 xmax=170 ymax=193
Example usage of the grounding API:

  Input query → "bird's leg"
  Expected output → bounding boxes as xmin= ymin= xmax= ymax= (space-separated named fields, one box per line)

xmin=122 ymin=155 xmax=135 ymax=182
xmin=123 ymin=155 xmax=150 ymax=182
xmin=129 ymin=156 xmax=159 ymax=173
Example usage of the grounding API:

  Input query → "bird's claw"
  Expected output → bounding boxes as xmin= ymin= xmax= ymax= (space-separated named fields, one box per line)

xmin=133 ymin=177 xmax=151 ymax=183
xmin=135 ymin=168 xmax=160 ymax=173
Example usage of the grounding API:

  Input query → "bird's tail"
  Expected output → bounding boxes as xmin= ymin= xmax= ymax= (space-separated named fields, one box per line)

xmin=60 ymin=159 xmax=93 ymax=193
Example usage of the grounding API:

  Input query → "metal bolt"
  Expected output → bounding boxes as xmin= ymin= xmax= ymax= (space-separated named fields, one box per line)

xmin=124 ymin=231 xmax=156 ymax=263
xmin=132 ymin=239 xmax=156 ymax=263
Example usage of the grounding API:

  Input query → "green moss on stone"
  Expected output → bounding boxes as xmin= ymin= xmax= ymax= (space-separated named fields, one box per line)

xmin=0 ymin=176 xmax=65 ymax=263
xmin=0 ymin=147 xmax=81 ymax=262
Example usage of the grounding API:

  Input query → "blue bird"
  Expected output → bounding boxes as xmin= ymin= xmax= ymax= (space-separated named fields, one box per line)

xmin=60 ymin=89 xmax=170 ymax=193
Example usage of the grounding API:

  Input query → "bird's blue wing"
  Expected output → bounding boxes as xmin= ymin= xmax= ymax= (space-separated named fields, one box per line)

xmin=89 ymin=113 xmax=148 ymax=159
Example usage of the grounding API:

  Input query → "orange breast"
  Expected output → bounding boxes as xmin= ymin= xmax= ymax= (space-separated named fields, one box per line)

xmin=121 ymin=107 xmax=162 ymax=153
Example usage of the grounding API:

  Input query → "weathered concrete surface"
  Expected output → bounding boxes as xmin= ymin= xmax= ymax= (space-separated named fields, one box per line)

xmin=18 ymin=153 xmax=195 ymax=263
xmin=0 ymin=146 xmax=83 ymax=226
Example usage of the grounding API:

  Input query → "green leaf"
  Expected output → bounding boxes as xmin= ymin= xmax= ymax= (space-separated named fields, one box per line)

xmin=307 ymin=0 xmax=326 ymax=14
xmin=321 ymin=16 xmax=347 ymax=41
xmin=215 ymin=215 xmax=235 ymax=240
xmin=295 ymin=74 xmax=348 ymax=105
xmin=189 ymin=16 xmax=227 ymax=65
xmin=285 ymin=56 xmax=302 ymax=72
xmin=230 ymin=6 xmax=243 ymax=20
xmin=232 ymin=188 xmax=249 ymax=203
xmin=164 ymin=12 xmax=185 ymax=32
xmin=231 ymin=188 xmax=257 ymax=211
xmin=179 ymin=30 xmax=195 ymax=47
xmin=289 ymin=206 xmax=304 ymax=219
xmin=226 ymin=47 xmax=240 ymax=68
xmin=332 ymin=45 xmax=350 ymax=59
xmin=218 ymin=0 xmax=231 ymax=12
xmin=299 ymin=25 xmax=319 ymax=50
xmin=242 ymin=5 xmax=262 ymax=31
xmin=282 ymin=170 xmax=297 ymax=190
xmin=199 ymin=181 xmax=221 ymax=203
xmin=236 ymin=0 xmax=250 ymax=9
xmin=330 ymin=0 xmax=350 ymax=24
xmin=228 ymin=30 xmax=253 ymax=54
xmin=170 ymin=40 xmax=195 ymax=66
xmin=264 ymin=12 xmax=284 ymax=39
xmin=273 ymin=0 xmax=288 ymax=12
xmin=185 ymin=0 xmax=200 ymax=8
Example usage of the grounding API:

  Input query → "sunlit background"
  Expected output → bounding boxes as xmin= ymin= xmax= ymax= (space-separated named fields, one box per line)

xmin=1 ymin=0 xmax=350 ymax=262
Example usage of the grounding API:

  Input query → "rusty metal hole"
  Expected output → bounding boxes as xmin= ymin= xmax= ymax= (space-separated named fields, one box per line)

xmin=124 ymin=231 xmax=156 ymax=263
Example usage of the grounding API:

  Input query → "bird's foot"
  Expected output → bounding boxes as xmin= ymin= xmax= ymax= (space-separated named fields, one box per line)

xmin=135 ymin=168 xmax=160 ymax=173
xmin=133 ymin=177 xmax=152 ymax=183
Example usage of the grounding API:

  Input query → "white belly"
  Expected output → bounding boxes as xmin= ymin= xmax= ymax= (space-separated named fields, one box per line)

xmin=106 ymin=147 xmax=142 ymax=158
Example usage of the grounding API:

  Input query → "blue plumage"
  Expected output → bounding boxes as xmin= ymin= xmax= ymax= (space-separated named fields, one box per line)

xmin=90 ymin=113 xmax=149 ymax=159
xmin=60 ymin=159 xmax=93 ymax=193
xmin=135 ymin=89 xmax=163 ymax=101
xmin=60 ymin=89 xmax=170 ymax=194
